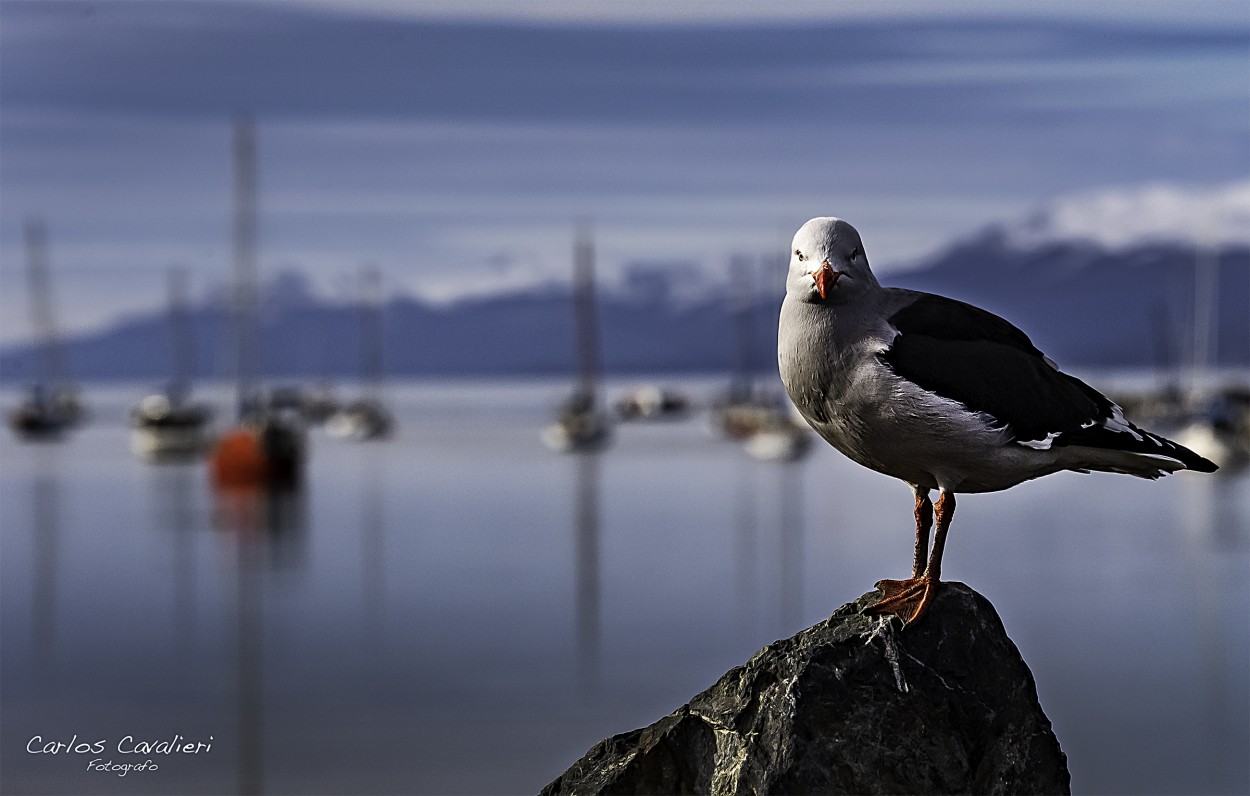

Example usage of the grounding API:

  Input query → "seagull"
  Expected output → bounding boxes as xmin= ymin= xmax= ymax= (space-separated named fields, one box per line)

xmin=778 ymin=217 xmax=1218 ymax=625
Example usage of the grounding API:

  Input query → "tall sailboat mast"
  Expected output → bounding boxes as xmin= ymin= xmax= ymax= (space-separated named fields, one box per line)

xmin=360 ymin=265 xmax=383 ymax=403
xmin=232 ymin=115 xmax=259 ymax=420
xmin=167 ymin=266 xmax=194 ymax=401
xmin=573 ymin=221 xmax=601 ymax=404
xmin=24 ymin=218 xmax=65 ymax=393
xmin=728 ymin=254 xmax=756 ymax=403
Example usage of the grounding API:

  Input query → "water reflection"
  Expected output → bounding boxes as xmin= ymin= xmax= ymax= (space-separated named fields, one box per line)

xmin=212 ymin=486 xmax=308 ymax=796
xmin=573 ymin=452 xmax=602 ymax=697
xmin=30 ymin=451 xmax=61 ymax=680
xmin=360 ymin=448 xmax=387 ymax=645
xmin=734 ymin=455 xmax=759 ymax=636
xmin=777 ymin=460 xmax=805 ymax=632
xmin=0 ymin=381 xmax=1245 ymax=794
xmin=733 ymin=455 xmax=809 ymax=639
xmin=235 ymin=513 xmax=265 ymax=796
xmin=1178 ymin=474 xmax=1248 ymax=788
xmin=146 ymin=464 xmax=200 ymax=659
xmin=213 ymin=487 xmax=308 ymax=570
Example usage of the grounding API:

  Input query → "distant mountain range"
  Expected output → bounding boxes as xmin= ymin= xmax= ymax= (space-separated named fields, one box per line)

xmin=2 ymin=185 xmax=1248 ymax=383
xmin=893 ymin=233 xmax=1248 ymax=369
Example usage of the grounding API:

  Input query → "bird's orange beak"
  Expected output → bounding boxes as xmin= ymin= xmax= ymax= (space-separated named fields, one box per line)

xmin=814 ymin=261 xmax=840 ymax=300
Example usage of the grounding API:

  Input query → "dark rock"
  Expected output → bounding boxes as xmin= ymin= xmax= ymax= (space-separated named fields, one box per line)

xmin=542 ymin=582 xmax=1070 ymax=796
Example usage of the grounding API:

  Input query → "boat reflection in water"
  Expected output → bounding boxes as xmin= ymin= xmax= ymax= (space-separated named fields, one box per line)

xmin=358 ymin=447 xmax=388 ymax=644
xmin=571 ymin=451 xmax=602 ymax=697
xmin=28 ymin=450 xmax=62 ymax=682
xmin=142 ymin=463 xmax=202 ymax=663
xmin=1175 ymin=473 xmax=1246 ymax=789
xmin=212 ymin=481 xmax=307 ymax=796
xmin=777 ymin=459 xmax=806 ymax=632
xmin=733 ymin=453 xmax=809 ymax=640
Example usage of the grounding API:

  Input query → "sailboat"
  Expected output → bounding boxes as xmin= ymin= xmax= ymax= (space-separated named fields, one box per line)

xmin=708 ymin=254 xmax=810 ymax=461
xmin=209 ymin=116 xmax=306 ymax=491
xmin=326 ymin=265 xmax=394 ymax=441
xmin=131 ymin=267 xmax=214 ymax=460
xmin=614 ymin=384 xmax=692 ymax=421
xmin=710 ymin=255 xmax=779 ymax=438
xmin=8 ymin=219 xmax=84 ymax=441
xmin=542 ymin=223 xmax=611 ymax=453
xmin=1173 ymin=210 xmax=1249 ymax=470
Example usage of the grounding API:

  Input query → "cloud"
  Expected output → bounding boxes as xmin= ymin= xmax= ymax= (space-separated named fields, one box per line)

xmin=1001 ymin=179 xmax=1250 ymax=250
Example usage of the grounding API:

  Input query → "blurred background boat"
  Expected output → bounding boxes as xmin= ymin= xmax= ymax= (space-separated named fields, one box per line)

xmin=1108 ymin=203 xmax=1250 ymax=471
xmin=708 ymin=255 xmax=811 ymax=461
xmin=326 ymin=398 xmax=393 ymax=441
xmin=614 ymin=384 xmax=692 ymax=422
xmin=300 ymin=382 xmax=341 ymax=425
xmin=543 ymin=223 xmax=612 ymax=454
xmin=130 ymin=267 xmax=214 ymax=461
xmin=326 ymin=265 xmax=394 ymax=441
xmin=1171 ymin=212 xmax=1250 ymax=469
xmin=7 ymin=219 xmax=85 ymax=441
xmin=130 ymin=392 xmax=213 ymax=461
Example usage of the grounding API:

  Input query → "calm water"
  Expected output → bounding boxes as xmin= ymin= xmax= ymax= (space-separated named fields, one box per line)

xmin=1 ymin=379 xmax=1247 ymax=795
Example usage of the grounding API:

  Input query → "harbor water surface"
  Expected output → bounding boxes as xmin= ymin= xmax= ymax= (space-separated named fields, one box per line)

xmin=1 ymin=379 xmax=1247 ymax=795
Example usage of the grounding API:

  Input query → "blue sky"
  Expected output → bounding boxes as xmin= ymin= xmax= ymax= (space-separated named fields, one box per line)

xmin=1 ymin=0 xmax=1247 ymax=345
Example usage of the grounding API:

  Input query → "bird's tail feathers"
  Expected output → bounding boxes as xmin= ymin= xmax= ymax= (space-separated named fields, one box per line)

xmin=1057 ymin=445 xmax=1210 ymax=480
xmin=1053 ymin=421 xmax=1218 ymax=474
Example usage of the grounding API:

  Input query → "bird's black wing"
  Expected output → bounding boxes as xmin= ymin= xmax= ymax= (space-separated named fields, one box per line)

xmin=879 ymin=293 xmax=1109 ymax=443
xmin=878 ymin=294 xmax=1215 ymax=470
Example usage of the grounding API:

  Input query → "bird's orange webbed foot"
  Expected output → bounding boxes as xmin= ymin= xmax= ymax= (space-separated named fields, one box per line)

xmin=868 ymin=576 xmax=941 ymax=625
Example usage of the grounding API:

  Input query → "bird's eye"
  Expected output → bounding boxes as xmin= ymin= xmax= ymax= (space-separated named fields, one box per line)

xmin=794 ymin=249 xmax=806 ymax=262
xmin=849 ymin=248 xmax=859 ymax=260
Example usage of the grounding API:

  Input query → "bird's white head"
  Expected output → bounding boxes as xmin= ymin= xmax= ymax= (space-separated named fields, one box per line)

xmin=787 ymin=217 xmax=879 ymax=304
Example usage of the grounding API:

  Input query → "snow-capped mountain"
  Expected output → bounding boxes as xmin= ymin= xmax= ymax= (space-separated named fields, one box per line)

xmin=994 ymin=180 xmax=1250 ymax=252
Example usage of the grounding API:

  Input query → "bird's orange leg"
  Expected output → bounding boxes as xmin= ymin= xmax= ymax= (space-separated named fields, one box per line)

xmin=911 ymin=488 xmax=933 ymax=578
xmin=871 ymin=488 xmax=932 ymax=596
xmin=869 ymin=490 xmax=955 ymax=625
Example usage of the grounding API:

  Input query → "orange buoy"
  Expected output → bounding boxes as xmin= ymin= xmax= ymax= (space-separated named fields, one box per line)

xmin=210 ymin=427 xmax=267 ymax=489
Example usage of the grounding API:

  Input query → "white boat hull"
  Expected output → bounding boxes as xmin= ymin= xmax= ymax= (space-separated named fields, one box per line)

xmin=130 ymin=425 xmax=212 ymax=460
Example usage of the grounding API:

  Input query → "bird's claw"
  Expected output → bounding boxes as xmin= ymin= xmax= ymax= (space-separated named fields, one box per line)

xmin=868 ymin=576 xmax=940 ymax=625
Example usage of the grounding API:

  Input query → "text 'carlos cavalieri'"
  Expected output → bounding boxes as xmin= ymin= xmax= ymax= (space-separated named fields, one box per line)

xmin=27 ymin=734 xmax=214 ymax=776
